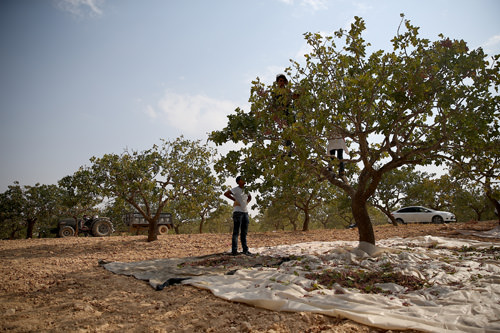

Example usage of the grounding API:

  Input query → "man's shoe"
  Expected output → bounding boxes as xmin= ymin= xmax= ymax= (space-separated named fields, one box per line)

xmin=242 ymin=251 xmax=253 ymax=256
xmin=231 ymin=251 xmax=240 ymax=256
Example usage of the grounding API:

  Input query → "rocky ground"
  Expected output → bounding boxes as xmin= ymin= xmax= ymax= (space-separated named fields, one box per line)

xmin=1 ymin=220 xmax=498 ymax=333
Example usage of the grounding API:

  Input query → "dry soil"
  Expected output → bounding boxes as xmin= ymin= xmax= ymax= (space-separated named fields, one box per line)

xmin=1 ymin=220 xmax=498 ymax=332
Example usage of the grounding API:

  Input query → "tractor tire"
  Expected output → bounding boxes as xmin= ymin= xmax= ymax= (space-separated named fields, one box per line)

xmin=157 ymin=225 xmax=169 ymax=235
xmin=92 ymin=219 xmax=114 ymax=237
xmin=59 ymin=226 xmax=75 ymax=237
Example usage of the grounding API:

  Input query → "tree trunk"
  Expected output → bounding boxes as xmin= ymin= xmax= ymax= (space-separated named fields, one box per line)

xmin=199 ymin=217 xmax=205 ymax=233
xmin=302 ymin=210 xmax=310 ymax=231
xmin=147 ymin=220 xmax=158 ymax=242
xmin=9 ymin=229 xmax=17 ymax=240
xmin=26 ymin=218 xmax=37 ymax=239
xmin=387 ymin=215 xmax=398 ymax=226
xmin=319 ymin=162 xmax=377 ymax=241
xmin=351 ymin=196 xmax=375 ymax=245
xmin=73 ymin=216 xmax=79 ymax=237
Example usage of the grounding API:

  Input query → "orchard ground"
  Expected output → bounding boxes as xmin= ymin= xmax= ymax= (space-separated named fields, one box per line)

xmin=1 ymin=220 xmax=498 ymax=332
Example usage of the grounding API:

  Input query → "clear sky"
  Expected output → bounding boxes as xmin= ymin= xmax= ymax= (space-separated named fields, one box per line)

xmin=1 ymin=0 xmax=499 ymax=192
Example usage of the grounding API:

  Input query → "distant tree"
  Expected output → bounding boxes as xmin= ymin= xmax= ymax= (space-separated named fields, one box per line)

xmin=314 ymin=191 xmax=354 ymax=229
xmin=58 ymin=169 xmax=101 ymax=234
xmin=403 ymin=174 xmax=459 ymax=212
xmin=204 ymin=203 xmax=234 ymax=234
xmin=0 ymin=183 xmax=25 ymax=239
xmin=254 ymin=163 xmax=333 ymax=231
xmin=89 ymin=137 xmax=217 ymax=242
xmin=0 ymin=182 xmax=59 ymax=239
xmin=446 ymin=139 xmax=500 ymax=222
xmin=314 ymin=202 xmax=336 ymax=229
xmin=449 ymin=177 xmax=490 ymax=221
xmin=371 ymin=166 xmax=429 ymax=225
xmin=169 ymin=174 xmax=225 ymax=234
xmin=101 ymin=197 xmax=133 ymax=233
xmin=277 ymin=199 xmax=301 ymax=231
xmin=193 ymin=176 xmax=225 ymax=234
xmin=257 ymin=203 xmax=299 ymax=231
xmin=23 ymin=183 xmax=60 ymax=238
xmin=211 ymin=15 xmax=500 ymax=245
xmin=167 ymin=199 xmax=199 ymax=234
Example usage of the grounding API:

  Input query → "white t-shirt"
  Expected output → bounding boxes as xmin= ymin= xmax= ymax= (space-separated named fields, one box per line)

xmin=327 ymin=137 xmax=348 ymax=153
xmin=231 ymin=186 xmax=249 ymax=213
xmin=327 ymin=130 xmax=349 ymax=154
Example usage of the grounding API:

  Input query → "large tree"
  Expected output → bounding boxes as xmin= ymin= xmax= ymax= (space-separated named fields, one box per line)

xmin=211 ymin=15 xmax=499 ymax=245
xmin=89 ymin=137 xmax=217 ymax=242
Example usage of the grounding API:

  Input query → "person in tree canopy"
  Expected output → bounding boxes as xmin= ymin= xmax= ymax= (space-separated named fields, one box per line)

xmin=258 ymin=74 xmax=300 ymax=155
xmin=328 ymin=130 xmax=349 ymax=177
xmin=270 ymin=74 xmax=298 ymax=127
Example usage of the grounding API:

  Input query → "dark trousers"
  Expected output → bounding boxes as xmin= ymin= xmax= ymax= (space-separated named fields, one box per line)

xmin=232 ymin=212 xmax=249 ymax=253
xmin=330 ymin=149 xmax=345 ymax=174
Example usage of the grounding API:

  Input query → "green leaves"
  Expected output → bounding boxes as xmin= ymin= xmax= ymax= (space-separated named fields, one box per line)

xmin=0 ymin=182 xmax=61 ymax=239
xmin=88 ymin=137 xmax=219 ymax=241
xmin=210 ymin=14 xmax=499 ymax=244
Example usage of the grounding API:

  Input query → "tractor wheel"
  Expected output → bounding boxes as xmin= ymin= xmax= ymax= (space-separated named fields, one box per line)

xmin=157 ymin=225 xmax=169 ymax=235
xmin=59 ymin=226 xmax=75 ymax=237
xmin=92 ymin=219 xmax=113 ymax=237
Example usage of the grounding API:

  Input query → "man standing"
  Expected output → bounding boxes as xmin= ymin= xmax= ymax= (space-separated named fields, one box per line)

xmin=224 ymin=176 xmax=252 ymax=256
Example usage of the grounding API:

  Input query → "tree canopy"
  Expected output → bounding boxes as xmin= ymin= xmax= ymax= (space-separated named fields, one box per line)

xmin=89 ymin=137 xmax=219 ymax=241
xmin=210 ymin=15 xmax=500 ymax=245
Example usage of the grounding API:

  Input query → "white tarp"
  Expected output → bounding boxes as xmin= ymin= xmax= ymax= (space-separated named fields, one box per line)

xmin=104 ymin=228 xmax=500 ymax=333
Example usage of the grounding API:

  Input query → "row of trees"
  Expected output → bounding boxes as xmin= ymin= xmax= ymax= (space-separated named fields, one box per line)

xmin=0 ymin=137 xmax=226 ymax=241
xmin=2 ymin=16 xmax=499 ymax=243
xmin=1 ymin=138 xmax=498 ymax=241
xmin=252 ymin=166 xmax=498 ymax=233
xmin=2 ymin=134 xmax=497 ymax=240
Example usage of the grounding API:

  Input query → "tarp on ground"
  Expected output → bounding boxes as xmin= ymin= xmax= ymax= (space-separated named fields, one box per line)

xmin=104 ymin=227 xmax=500 ymax=333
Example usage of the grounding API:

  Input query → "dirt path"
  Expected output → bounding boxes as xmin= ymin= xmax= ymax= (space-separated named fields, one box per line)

xmin=1 ymin=221 xmax=498 ymax=332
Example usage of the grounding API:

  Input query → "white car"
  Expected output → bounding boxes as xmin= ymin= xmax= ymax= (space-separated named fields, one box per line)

xmin=389 ymin=206 xmax=456 ymax=224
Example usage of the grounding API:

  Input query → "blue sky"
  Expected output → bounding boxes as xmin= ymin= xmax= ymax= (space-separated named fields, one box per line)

xmin=1 ymin=0 xmax=499 ymax=192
